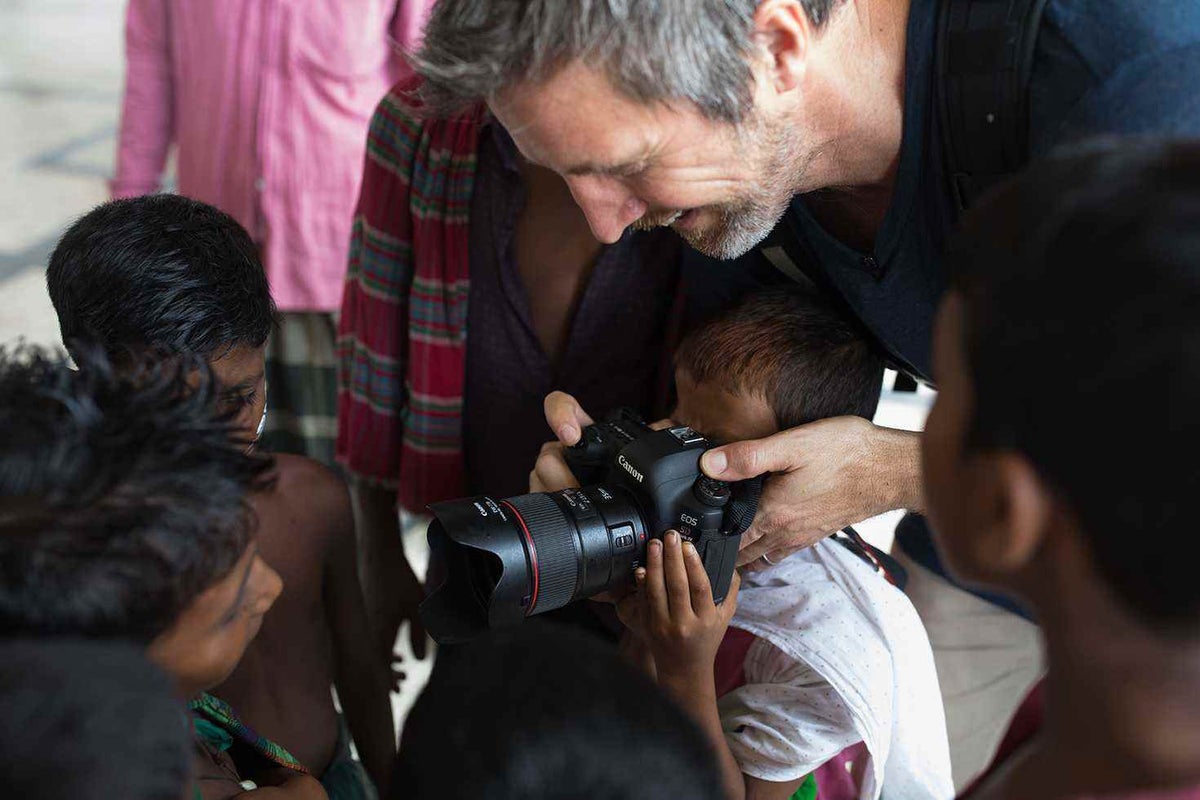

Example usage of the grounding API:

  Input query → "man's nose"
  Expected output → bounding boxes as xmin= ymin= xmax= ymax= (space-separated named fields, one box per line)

xmin=565 ymin=175 xmax=645 ymax=244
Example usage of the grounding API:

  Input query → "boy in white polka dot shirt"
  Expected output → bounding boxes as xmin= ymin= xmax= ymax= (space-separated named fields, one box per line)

xmin=617 ymin=286 xmax=953 ymax=800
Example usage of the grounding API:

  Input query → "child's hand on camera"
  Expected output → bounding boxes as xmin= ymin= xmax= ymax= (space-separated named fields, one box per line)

xmin=616 ymin=530 xmax=740 ymax=686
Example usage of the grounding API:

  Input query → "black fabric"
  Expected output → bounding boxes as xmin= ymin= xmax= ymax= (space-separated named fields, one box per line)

xmin=936 ymin=0 xmax=1049 ymax=211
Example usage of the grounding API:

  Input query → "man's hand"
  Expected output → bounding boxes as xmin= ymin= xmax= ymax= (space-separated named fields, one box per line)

xmin=616 ymin=531 xmax=740 ymax=684
xmin=544 ymin=390 xmax=595 ymax=446
xmin=699 ymin=416 xmax=924 ymax=567
xmin=529 ymin=391 xmax=593 ymax=492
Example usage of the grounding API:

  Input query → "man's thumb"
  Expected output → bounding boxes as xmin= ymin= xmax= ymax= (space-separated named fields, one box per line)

xmin=701 ymin=436 xmax=788 ymax=480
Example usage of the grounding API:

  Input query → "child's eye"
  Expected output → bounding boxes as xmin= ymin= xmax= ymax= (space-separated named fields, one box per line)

xmin=222 ymin=391 xmax=256 ymax=409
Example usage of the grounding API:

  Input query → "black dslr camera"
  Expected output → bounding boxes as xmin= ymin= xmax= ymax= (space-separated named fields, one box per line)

xmin=419 ymin=409 xmax=761 ymax=644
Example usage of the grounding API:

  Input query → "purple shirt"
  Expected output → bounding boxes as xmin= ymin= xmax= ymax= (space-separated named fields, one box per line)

xmin=462 ymin=125 xmax=681 ymax=499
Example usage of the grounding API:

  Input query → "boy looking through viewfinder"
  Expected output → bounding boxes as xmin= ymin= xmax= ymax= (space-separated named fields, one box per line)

xmin=45 ymin=196 xmax=393 ymax=798
xmin=604 ymin=286 xmax=953 ymax=800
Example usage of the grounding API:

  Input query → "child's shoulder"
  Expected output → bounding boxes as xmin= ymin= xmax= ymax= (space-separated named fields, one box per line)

xmin=272 ymin=452 xmax=344 ymax=490
xmin=259 ymin=454 xmax=352 ymax=537
xmin=735 ymin=540 xmax=918 ymax=688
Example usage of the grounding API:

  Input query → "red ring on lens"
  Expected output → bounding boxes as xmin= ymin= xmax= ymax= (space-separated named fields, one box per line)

xmin=501 ymin=500 xmax=539 ymax=614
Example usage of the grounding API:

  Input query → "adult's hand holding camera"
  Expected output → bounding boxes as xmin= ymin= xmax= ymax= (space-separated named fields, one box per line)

xmin=700 ymin=416 xmax=924 ymax=566
xmin=529 ymin=391 xmax=594 ymax=492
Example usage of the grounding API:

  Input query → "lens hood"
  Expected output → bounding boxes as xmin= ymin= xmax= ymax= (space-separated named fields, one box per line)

xmin=420 ymin=497 xmax=533 ymax=644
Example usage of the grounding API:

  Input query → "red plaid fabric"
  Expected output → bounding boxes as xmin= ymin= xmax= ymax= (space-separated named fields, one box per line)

xmin=336 ymin=79 xmax=483 ymax=510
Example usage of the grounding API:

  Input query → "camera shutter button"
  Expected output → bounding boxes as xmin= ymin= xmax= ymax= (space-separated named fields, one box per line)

xmin=694 ymin=476 xmax=731 ymax=508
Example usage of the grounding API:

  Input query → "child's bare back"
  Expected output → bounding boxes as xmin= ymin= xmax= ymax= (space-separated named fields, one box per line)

xmin=214 ymin=453 xmax=393 ymax=796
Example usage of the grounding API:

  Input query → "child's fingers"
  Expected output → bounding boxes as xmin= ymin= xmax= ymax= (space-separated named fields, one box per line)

xmin=681 ymin=540 xmax=715 ymax=615
xmin=644 ymin=538 xmax=669 ymax=622
xmin=662 ymin=531 xmax=693 ymax=619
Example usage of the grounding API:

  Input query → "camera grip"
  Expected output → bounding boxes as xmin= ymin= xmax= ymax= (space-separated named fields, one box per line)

xmin=702 ymin=534 xmax=742 ymax=604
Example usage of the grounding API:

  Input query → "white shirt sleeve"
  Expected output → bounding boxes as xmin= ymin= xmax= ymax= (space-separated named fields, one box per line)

xmin=719 ymin=637 xmax=862 ymax=783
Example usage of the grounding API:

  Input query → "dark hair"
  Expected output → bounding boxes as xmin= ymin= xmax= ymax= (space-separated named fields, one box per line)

xmin=46 ymin=194 xmax=275 ymax=361
xmin=0 ymin=344 xmax=273 ymax=642
xmin=675 ymin=285 xmax=885 ymax=429
xmin=395 ymin=625 xmax=726 ymax=800
xmin=949 ymin=138 xmax=1200 ymax=631
xmin=0 ymin=638 xmax=190 ymax=800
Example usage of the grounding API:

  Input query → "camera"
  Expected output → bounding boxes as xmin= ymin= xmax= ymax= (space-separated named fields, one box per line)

xmin=419 ymin=409 xmax=761 ymax=644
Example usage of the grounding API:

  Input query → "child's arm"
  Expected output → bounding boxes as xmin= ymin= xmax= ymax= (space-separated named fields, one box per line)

xmin=348 ymin=481 xmax=426 ymax=662
xmin=618 ymin=533 xmax=806 ymax=800
xmin=113 ymin=0 xmax=173 ymax=198
xmin=324 ymin=481 xmax=397 ymax=797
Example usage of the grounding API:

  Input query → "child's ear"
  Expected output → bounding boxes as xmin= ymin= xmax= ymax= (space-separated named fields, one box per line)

xmin=966 ymin=451 xmax=1054 ymax=579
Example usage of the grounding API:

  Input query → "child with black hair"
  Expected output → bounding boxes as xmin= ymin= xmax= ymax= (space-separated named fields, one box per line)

xmin=924 ymin=141 xmax=1200 ymax=800
xmin=45 ymin=196 xmax=393 ymax=799
xmin=0 ymin=346 xmax=319 ymax=799
xmin=0 ymin=639 xmax=191 ymax=800
xmin=394 ymin=624 xmax=727 ymax=800
xmin=616 ymin=286 xmax=953 ymax=800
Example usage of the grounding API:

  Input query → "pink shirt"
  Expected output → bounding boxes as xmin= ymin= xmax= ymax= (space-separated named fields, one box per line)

xmin=113 ymin=0 xmax=432 ymax=311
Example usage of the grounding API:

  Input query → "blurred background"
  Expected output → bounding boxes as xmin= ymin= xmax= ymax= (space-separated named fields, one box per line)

xmin=0 ymin=0 xmax=125 ymax=349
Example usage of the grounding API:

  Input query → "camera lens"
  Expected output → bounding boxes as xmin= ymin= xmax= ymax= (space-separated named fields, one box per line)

xmin=420 ymin=486 xmax=648 ymax=643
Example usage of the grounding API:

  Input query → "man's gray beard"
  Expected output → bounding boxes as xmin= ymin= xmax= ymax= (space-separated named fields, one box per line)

xmin=685 ymin=119 xmax=805 ymax=260
xmin=676 ymin=192 xmax=792 ymax=260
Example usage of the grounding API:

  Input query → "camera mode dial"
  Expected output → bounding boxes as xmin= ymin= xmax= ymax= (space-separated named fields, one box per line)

xmin=693 ymin=475 xmax=731 ymax=508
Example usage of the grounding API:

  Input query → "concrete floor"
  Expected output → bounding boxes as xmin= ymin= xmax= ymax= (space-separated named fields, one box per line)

xmin=0 ymin=0 xmax=933 ymax=749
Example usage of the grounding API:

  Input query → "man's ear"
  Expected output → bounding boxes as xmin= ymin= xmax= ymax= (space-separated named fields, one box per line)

xmin=968 ymin=451 xmax=1054 ymax=578
xmin=752 ymin=0 xmax=813 ymax=94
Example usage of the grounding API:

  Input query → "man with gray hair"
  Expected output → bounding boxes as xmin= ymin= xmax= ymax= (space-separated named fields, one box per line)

xmin=412 ymin=0 xmax=1200 ymax=788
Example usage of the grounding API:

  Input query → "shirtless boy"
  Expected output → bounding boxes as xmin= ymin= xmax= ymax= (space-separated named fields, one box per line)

xmin=46 ymin=195 xmax=393 ymax=798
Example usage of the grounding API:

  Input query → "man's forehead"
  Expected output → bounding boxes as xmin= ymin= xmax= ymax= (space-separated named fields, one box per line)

xmin=490 ymin=64 xmax=671 ymax=173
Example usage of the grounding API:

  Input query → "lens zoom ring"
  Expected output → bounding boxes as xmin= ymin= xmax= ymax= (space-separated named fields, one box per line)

xmin=507 ymin=493 xmax=580 ymax=613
